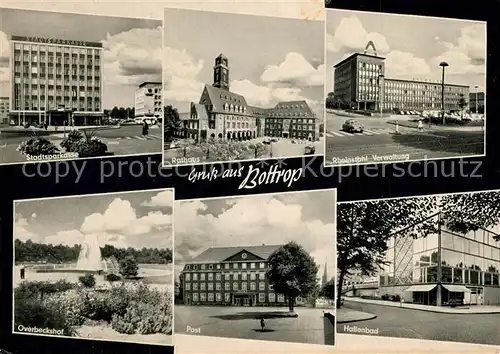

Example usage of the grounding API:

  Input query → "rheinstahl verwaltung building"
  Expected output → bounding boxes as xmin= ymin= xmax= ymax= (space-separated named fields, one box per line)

xmin=180 ymin=245 xmax=309 ymax=306
xmin=178 ymin=54 xmax=320 ymax=143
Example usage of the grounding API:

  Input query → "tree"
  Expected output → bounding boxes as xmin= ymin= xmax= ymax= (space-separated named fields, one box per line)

xmin=110 ymin=106 xmax=120 ymax=118
xmin=119 ymin=255 xmax=139 ymax=278
xmin=164 ymin=105 xmax=183 ymax=142
xmin=266 ymin=242 xmax=319 ymax=312
xmin=319 ymin=278 xmax=336 ymax=301
xmin=337 ymin=197 xmax=437 ymax=308
xmin=458 ymin=94 xmax=468 ymax=119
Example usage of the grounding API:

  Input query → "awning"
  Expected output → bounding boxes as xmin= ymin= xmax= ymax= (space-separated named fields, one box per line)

xmin=442 ymin=284 xmax=471 ymax=293
xmin=405 ymin=284 xmax=437 ymax=292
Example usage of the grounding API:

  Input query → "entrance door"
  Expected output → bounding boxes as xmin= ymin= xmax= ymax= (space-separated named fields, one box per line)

xmin=282 ymin=132 xmax=289 ymax=138
xmin=243 ymin=297 xmax=249 ymax=306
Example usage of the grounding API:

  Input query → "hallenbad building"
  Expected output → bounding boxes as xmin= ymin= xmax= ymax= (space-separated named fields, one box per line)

xmin=179 ymin=54 xmax=320 ymax=142
xmin=379 ymin=212 xmax=500 ymax=306
xmin=180 ymin=244 xmax=310 ymax=306
xmin=333 ymin=41 xmax=470 ymax=112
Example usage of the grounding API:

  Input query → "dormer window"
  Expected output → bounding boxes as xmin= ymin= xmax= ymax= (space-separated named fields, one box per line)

xmin=186 ymin=265 xmax=190 ymax=270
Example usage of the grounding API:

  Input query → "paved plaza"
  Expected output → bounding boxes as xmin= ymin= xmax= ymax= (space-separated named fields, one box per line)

xmin=175 ymin=305 xmax=331 ymax=345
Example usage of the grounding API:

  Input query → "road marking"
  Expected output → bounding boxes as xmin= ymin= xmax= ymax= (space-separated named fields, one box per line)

xmin=149 ymin=134 xmax=162 ymax=139
xmin=365 ymin=129 xmax=383 ymax=135
xmin=108 ymin=141 xmax=120 ymax=145
xmin=125 ymin=136 xmax=133 ymax=139
xmin=361 ymin=131 xmax=373 ymax=136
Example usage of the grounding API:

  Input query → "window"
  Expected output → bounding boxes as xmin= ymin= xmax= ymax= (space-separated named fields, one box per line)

xmin=225 ymin=283 xmax=230 ymax=290
xmin=208 ymin=264 xmax=213 ymax=270
xmin=193 ymin=273 xmax=198 ymax=281
xmin=250 ymin=282 xmax=256 ymax=290
xmin=201 ymin=264 xmax=206 ymax=270
xmin=193 ymin=283 xmax=198 ymax=290
xmin=217 ymin=264 xmax=221 ymax=269
xmin=224 ymin=273 xmax=230 ymax=281
xmin=259 ymin=262 xmax=265 ymax=269
xmin=268 ymin=293 xmax=275 ymax=302
xmin=259 ymin=293 xmax=266 ymax=303
xmin=200 ymin=273 xmax=206 ymax=281
xmin=250 ymin=273 xmax=256 ymax=281
xmin=208 ymin=283 xmax=213 ymax=291
xmin=208 ymin=293 xmax=214 ymax=302
xmin=185 ymin=274 xmax=191 ymax=281
xmin=216 ymin=273 xmax=221 ymax=281
xmin=269 ymin=284 xmax=274 ymax=290
xmin=186 ymin=265 xmax=190 ymax=270
xmin=278 ymin=294 xmax=285 ymax=303
xmin=225 ymin=264 xmax=230 ymax=269
xmin=208 ymin=273 xmax=213 ymax=281
xmin=241 ymin=273 xmax=247 ymax=281
xmin=185 ymin=283 xmax=190 ymax=290
xmin=216 ymin=293 xmax=222 ymax=302
xmin=259 ymin=282 xmax=265 ymax=290
xmin=216 ymin=283 xmax=221 ymax=290
xmin=250 ymin=263 xmax=256 ymax=269
xmin=193 ymin=293 xmax=199 ymax=301
xmin=200 ymin=283 xmax=206 ymax=290
xmin=224 ymin=293 xmax=231 ymax=302
xmin=200 ymin=293 xmax=206 ymax=301
xmin=193 ymin=265 xmax=198 ymax=270
xmin=233 ymin=263 xmax=238 ymax=270
xmin=241 ymin=282 xmax=247 ymax=291
xmin=233 ymin=282 xmax=238 ymax=291
xmin=242 ymin=263 xmax=247 ymax=269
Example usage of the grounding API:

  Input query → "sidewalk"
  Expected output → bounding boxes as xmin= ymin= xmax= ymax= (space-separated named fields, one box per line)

xmin=337 ymin=307 xmax=376 ymax=323
xmin=344 ymin=297 xmax=500 ymax=314
xmin=0 ymin=125 xmax=120 ymax=135
xmin=387 ymin=119 xmax=484 ymax=132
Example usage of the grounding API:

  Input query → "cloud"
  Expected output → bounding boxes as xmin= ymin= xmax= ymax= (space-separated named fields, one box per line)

xmin=14 ymin=214 xmax=39 ymax=242
xmin=260 ymin=52 xmax=324 ymax=87
xmin=431 ymin=24 xmax=486 ymax=75
xmin=174 ymin=195 xmax=335 ymax=274
xmin=163 ymin=47 xmax=205 ymax=102
xmin=327 ymin=16 xmax=390 ymax=54
xmin=141 ymin=190 xmax=174 ymax=208
xmin=102 ymin=25 xmax=162 ymax=86
xmin=385 ymin=50 xmax=431 ymax=78
xmin=0 ymin=31 xmax=10 ymax=84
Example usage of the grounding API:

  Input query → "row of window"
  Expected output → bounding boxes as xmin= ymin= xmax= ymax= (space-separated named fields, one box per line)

xmin=265 ymin=124 xmax=316 ymax=131
xmin=190 ymin=292 xmax=285 ymax=303
xmin=185 ymin=271 xmax=266 ymax=281
xmin=14 ymin=77 xmax=100 ymax=86
xmin=15 ymin=67 xmax=100 ymax=76
xmin=186 ymin=281 xmax=272 ymax=291
xmin=185 ymin=262 xmax=266 ymax=271
xmin=14 ymin=43 xmax=100 ymax=55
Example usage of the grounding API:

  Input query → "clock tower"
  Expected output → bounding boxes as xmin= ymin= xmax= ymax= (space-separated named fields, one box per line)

xmin=213 ymin=53 xmax=229 ymax=91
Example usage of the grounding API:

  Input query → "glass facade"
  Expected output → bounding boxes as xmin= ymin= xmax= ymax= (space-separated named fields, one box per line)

xmin=379 ymin=213 xmax=500 ymax=305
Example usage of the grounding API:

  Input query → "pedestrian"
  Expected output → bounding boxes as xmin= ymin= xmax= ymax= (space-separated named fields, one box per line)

xmin=142 ymin=120 xmax=149 ymax=137
xmin=418 ymin=119 xmax=423 ymax=132
xmin=20 ymin=265 xmax=25 ymax=280
xmin=260 ymin=316 xmax=265 ymax=331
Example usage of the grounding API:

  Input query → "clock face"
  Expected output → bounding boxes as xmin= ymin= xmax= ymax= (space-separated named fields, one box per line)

xmin=241 ymin=253 xmax=247 ymax=259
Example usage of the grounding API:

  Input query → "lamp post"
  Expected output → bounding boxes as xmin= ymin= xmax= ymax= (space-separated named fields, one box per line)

xmin=439 ymin=62 xmax=449 ymax=125
xmin=378 ymin=74 xmax=385 ymax=117
xmin=474 ymin=85 xmax=479 ymax=114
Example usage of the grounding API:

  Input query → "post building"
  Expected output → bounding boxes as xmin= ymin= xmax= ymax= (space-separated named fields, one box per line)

xmin=10 ymin=36 xmax=104 ymax=126
xmin=176 ymin=54 xmax=320 ymax=142
xmin=333 ymin=41 xmax=470 ymax=112
xmin=379 ymin=212 xmax=500 ymax=306
xmin=134 ymin=81 xmax=162 ymax=121
xmin=180 ymin=245 xmax=308 ymax=306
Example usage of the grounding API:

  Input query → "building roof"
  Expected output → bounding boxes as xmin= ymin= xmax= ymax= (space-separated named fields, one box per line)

xmin=384 ymin=77 xmax=469 ymax=88
xmin=334 ymin=52 xmax=385 ymax=69
xmin=248 ymin=105 xmax=270 ymax=116
xmin=191 ymin=103 xmax=209 ymax=121
xmin=200 ymin=84 xmax=252 ymax=115
xmin=269 ymin=100 xmax=317 ymax=119
xmin=138 ymin=81 xmax=162 ymax=88
xmin=188 ymin=244 xmax=283 ymax=264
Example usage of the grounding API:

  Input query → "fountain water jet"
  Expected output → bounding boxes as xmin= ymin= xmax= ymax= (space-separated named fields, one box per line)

xmin=76 ymin=233 xmax=103 ymax=271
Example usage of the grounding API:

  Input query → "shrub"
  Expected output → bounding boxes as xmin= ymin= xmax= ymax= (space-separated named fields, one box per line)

xmin=43 ymin=289 xmax=89 ymax=327
xmin=105 ymin=273 xmax=121 ymax=282
xmin=60 ymin=130 xmax=84 ymax=151
xmin=17 ymin=138 xmax=59 ymax=156
xmin=79 ymin=273 xmax=96 ymax=288
xmin=60 ymin=130 xmax=108 ymax=157
xmin=15 ymin=280 xmax=75 ymax=301
xmin=119 ymin=256 xmax=139 ymax=278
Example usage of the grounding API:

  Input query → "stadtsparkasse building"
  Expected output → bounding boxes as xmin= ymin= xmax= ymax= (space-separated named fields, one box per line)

xmin=178 ymin=54 xmax=320 ymax=143
xmin=180 ymin=244 xmax=307 ymax=306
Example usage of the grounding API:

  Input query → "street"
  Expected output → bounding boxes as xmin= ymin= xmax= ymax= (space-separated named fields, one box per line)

xmin=0 ymin=124 xmax=162 ymax=164
xmin=338 ymin=300 xmax=500 ymax=346
xmin=324 ymin=112 xmax=484 ymax=166
xmin=175 ymin=305 xmax=331 ymax=345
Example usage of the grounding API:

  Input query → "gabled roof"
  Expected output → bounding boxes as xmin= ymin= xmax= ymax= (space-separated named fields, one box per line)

xmin=191 ymin=103 xmax=209 ymax=121
xmin=248 ymin=105 xmax=271 ymax=117
xmin=200 ymin=84 xmax=252 ymax=115
xmin=188 ymin=244 xmax=282 ymax=264
xmin=268 ymin=100 xmax=317 ymax=119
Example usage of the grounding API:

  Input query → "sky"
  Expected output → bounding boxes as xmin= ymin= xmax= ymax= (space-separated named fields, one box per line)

xmin=326 ymin=10 xmax=487 ymax=93
xmin=163 ymin=8 xmax=324 ymax=118
xmin=174 ymin=190 xmax=337 ymax=283
xmin=0 ymin=8 xmax=161 ymax=109
xmin=14 ymin=189 xmax=173 ymax=250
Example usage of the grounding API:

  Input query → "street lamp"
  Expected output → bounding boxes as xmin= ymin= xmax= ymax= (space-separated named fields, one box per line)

xmin=474 ymin=85 xmax=479 ymax=114
xmin=378 ymin=74 xmax=385 ymax=117
xmin=439 ymin=61 xmax=449 ymax=125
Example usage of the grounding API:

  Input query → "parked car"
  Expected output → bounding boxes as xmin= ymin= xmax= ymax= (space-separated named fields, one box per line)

xmin=270 ymin=138 xmax=278 ymax=142
xmin=304 ymin=145 xmax=316 ymax=155
xmin=262 ymin=140 xmax=271 ymax=145
xmin=342 ymin=119 xmax=364 ymax=133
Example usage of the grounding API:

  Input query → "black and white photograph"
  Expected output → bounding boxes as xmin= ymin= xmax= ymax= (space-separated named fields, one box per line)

xmin=325 ymin=9 xmax=486 ymax=167
xmin=12 ymin=189 xmax=174 ymax=345
xmin=162 ymin=8 xmax=324 ymax=167
xmin=174 ymin=190 xmax=336 ymax=346
xmin=337 ymin=190 xmax=500 ymax=346
xmin=0 ymin=8 xmax=163 ymax=165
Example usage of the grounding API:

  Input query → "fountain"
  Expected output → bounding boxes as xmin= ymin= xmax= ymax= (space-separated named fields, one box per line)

xmin=76 ymin=233 xmax=103 ymax=271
